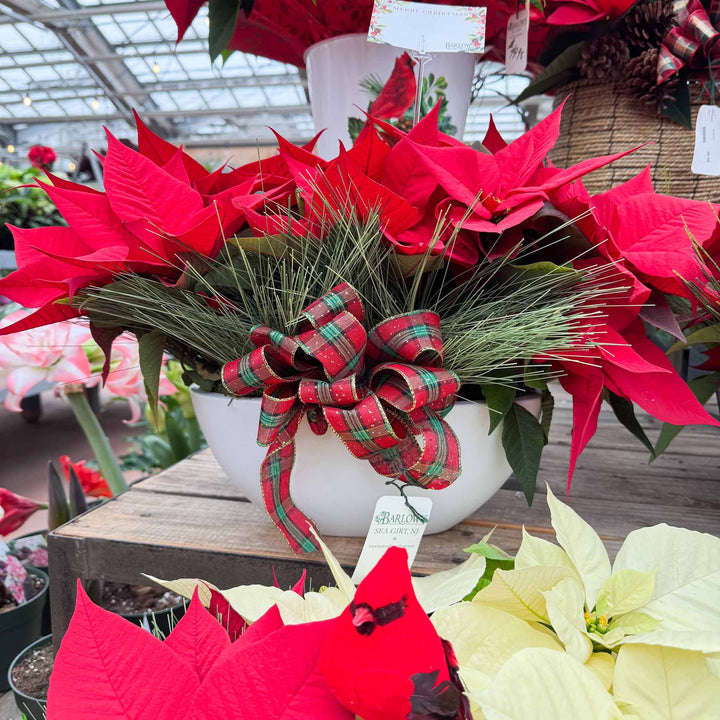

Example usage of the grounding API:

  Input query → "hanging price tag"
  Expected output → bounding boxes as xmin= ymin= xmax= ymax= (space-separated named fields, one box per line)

xmin=691 ymin=105 xmax=720 ymax=175
xmin=351 ymin=495 xmax=433 ymax=583
xmin=505 ymin=6 xmax=530 ymax=75
xmin=368 ymin=0 xmax=487 ymax=54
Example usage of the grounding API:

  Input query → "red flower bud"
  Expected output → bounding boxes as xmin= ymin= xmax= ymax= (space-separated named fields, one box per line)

xmin=0 ymin=489 xmax=45 ymax=536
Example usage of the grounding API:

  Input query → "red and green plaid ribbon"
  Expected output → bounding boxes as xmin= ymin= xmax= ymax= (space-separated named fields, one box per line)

xmin=658 ymin=0 xmax=720 ymax=83
xmin=222 ymin=283 xmax=461 ymax=553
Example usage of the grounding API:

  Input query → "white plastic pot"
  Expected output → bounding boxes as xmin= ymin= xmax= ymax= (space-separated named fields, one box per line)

xmin=304 ymin=33 xmax=476 ymax=159
xmin=191 ymin=388 xmax=540 ymax=537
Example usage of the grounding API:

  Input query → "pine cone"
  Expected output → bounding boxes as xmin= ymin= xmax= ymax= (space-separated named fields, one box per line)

xmin=623 ymin=0 xmax=677 ymax=51
xmin=622 ymin=47 xmax=678 ymax=111
xmin=578 ymin=35 xmax=631 ymax=82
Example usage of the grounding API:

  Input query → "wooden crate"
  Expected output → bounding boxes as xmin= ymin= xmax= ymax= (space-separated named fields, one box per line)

xmin=47 ymin=390 xmax=720 ymax=644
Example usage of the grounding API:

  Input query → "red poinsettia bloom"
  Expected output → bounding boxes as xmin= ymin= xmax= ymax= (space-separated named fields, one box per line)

xmin=0 ymin=113 xmax=316 ymax=339
xmin=0 ymin=488 xmax=46 ymax=536
xmin=48 ymin=583 xmax=353 ymax=719
xmin=28 ymin=145 xmax=57 ymax=170
xmin=59 ymin=456 xmax=112 ymax=498
xmin=320 ymin=547 xmax=462 ymax=720
xmin=546 ymin=0 xmax=635 ymax=24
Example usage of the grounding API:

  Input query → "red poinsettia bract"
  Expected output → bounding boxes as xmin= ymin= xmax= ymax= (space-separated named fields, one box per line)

xmin=0 ymin=114 xmax=281 ymax=338
xmin=320 ymin=546 xmax=464 ymax=720
xmin=47 ymin=583 xmax=353 ymax=720
xmin=47 ymin=549 xmax=465 ymax=719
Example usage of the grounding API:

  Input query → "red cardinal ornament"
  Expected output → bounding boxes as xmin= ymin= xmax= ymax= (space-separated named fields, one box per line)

xmin=369 ymin=52 xmax=417 ymax=120
xmin=319 ymin=546 xmax=470 ymax=720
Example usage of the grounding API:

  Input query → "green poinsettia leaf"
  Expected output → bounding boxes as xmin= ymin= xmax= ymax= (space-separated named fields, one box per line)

xmin=514 ymin=42 xmax=585 ymax=104
xmin=465 ymin=540 xmax=514 ymax=562
xmin=540 ymin=388 xmax=554 ymax=443
xmin=208 ymin=0 xmax=239 ymax=62
xmin=606 ymin=390 xmax=655 ymax=459
xmin=462 ymin=543 xmax=516 ymax=601
xmin=482 ymin=383 xmax=517 ymax=435
xmin=138 ymin=330 xmax=167 ymax=417
xmin=669 ymin=324 xmax=720 ymax=351
xmin=660 ymin=75 xmax=692 ymax=129
xmin=654 ymin=372 xmax=720 ymax=457
xmin=502 ymin=403 xmax=546 ymax=505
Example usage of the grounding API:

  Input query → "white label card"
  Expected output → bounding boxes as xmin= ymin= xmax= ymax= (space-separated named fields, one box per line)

xmin=692 ymin=105 xmax=720 ymax=176
xmin=505 ymin=8 xmax=529 ymax=75
xmin=368 ymin=0 xmax=487 ymax=54
xmin=351 ymin=495 xmax=433 ymax=583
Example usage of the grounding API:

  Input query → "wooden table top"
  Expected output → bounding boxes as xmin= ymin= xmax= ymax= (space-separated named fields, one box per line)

xmin=53 ymin=388 xmax=720 ymax=568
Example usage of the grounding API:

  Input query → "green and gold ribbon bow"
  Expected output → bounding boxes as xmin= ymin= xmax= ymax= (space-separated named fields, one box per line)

xmin=221 ymin=283 xmax=461 ymax=553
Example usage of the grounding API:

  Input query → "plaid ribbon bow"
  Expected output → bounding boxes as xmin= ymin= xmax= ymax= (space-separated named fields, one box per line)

xmin=222 ymin=283 xmax=461 ymax=553
xmin=658 ymin=0 xmax=720 ymax=83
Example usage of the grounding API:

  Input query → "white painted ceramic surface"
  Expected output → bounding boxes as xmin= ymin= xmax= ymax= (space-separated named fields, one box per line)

xmin=191 ymin=387 xmax=541 ymax=536
xmin=304 ymin=34 xmax=476 ymax=159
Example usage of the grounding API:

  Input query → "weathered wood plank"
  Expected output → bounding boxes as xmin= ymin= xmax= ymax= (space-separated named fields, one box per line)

xmin=135 ymin=449 xmax=720 ymax=531
xmin=133 ymin=451 xmax=245 ymax=500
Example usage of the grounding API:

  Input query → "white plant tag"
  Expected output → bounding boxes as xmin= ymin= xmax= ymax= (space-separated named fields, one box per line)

xmin=692 ymin=105 xmax=720 ymax=175
xmin=505 ymin=7 xmax=529 ymax=75
xmin=352 ymin=495 xmax=433 ymax=583
xmin=368 ymin=0 xmax=487 ymax=54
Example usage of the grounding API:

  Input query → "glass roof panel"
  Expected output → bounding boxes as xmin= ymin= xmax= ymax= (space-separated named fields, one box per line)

xmin=15 ymin=21 xmax=63 ymax=49
xmin=24 ymin=64 xmax=61 ymax=82
xmin=0 ymin=0 xmax=534 ymax=167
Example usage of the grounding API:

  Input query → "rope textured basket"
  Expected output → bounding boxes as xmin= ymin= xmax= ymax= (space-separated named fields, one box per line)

xmin=550 ymin=78 xmax=720 ymax=202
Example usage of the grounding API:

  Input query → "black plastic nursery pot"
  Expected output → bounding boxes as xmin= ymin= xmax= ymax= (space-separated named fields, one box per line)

xmin=8 ymin=633 xmax=52 ymax=720
xmin=6 ymin=600 xmax=186 ymax=718
xmin=0 ymin=568 xmax=49 ymax=693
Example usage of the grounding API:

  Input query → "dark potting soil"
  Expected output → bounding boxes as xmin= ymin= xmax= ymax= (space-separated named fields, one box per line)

xmin=10 ymin=582 xmax=183 ymax=701
xmin=12 ymin=641 xmax=55 ymax=701
xmin=99 ymin=582 xmax=182 ymax=615
xmin=0 ymin=572 xmax=45 ymax=612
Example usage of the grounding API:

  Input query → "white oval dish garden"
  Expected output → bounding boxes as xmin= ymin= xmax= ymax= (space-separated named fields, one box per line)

xmin=191 ymin=387 xmax=541 ymax=536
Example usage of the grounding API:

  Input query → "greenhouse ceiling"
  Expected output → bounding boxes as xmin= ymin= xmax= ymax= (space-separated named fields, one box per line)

xmin=0 ymin=0 xmax=535 ymax=170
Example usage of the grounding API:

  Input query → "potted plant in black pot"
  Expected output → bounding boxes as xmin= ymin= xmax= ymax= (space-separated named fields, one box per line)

xmin=0 ymin=539 xmax=49 ymax=695
xmin=5 ymin=462 xmax=186 ymax=717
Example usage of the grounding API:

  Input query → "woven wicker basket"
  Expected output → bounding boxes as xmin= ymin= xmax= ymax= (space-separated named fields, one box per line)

xmin=549 ymin=78 xmax=720 ymax=202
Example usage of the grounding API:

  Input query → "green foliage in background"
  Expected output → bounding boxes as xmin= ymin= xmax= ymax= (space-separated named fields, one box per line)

xmin=0 ymin=164 xmax=63 ymax=233
xmin=120 ymin=362 xmax=206 ymax=473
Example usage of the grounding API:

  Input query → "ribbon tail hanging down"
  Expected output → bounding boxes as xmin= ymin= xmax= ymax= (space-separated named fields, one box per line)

xmin=257 ymin=397 xmax=321 ymax=554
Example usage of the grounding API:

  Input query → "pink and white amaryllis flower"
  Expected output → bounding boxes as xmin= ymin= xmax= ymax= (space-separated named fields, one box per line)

xmin=103 ymin=334 xmax=177 ymax=423
xmin=0 ymin=310 xmax=96 ymax=411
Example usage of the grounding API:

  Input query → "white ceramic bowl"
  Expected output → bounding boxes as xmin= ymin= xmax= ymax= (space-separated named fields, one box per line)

xmin=191 ymin=388 xmax=540 ymax=536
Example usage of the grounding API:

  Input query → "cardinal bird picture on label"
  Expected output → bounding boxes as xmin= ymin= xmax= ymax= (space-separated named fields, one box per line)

xmin=348 ymin=52 xmax=457 ymax=141
xmin=319 ymin=546 xmax=472 ymax=720
xmin=369 ymin=52 xmax=417 ymax=120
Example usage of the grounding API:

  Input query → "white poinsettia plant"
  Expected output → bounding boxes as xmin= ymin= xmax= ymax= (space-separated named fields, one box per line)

xmin=153 ymin=488 xmax=720 ymax=719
